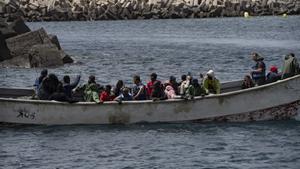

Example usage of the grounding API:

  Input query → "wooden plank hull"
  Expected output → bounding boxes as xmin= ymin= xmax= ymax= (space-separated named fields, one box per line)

xmin=1 ymin=75 xmax=300 ymax=125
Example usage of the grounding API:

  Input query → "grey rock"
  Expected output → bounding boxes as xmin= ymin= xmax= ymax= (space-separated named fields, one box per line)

xmin=5 ymin=28 xmax=53 ymax=58
xmin=0 ymin=32 xmax=11 ymax=61
xmin=28 ymin=44 xmax=64 ymax=67
xmin=8 ymin=18 xmax=31 ymax=35
xmin=48 ymin=34 xmax=62 ymax=50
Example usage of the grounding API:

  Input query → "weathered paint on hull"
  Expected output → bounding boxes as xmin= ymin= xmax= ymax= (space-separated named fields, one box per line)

xmin=0 ymin=75 xmax=300 ymax=125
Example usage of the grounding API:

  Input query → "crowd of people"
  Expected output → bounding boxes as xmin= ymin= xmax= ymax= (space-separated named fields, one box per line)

xmin=242 ymin=52 xmax=300 ymax=89
xmin=33 ymin=52 xmax=299 ymax=103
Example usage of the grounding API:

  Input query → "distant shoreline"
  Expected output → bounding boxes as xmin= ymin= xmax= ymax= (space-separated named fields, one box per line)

xmin=1 ymin=0 xmax=300 ymax=22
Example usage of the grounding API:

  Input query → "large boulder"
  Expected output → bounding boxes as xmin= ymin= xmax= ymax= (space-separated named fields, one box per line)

xmin=28 ymin=44 xmax=65 ymax=67
xmin=8 ymin=18 xmax=31 ymax=34
xmin=5 ymin=28 xmax=52 ymax=57
xmin=0 ymin=32 xmax=11 ymax=61
xmin=48 ymin=34 xmax=62 ymax=50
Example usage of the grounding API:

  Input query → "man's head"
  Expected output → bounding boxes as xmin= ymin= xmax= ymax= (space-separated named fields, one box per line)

xmin=207 ymin=70 xmax=215 ymax=80
xmin=150 ymin=73 xmax=157 ymax=82
xmin=181 ymin=74 xmax=187 ymax=81
xmin=41 ymin=69 xmax=48 ymax=77
xmin=63 ymin=75 xmax=70 ymax=84
xmin=133 ymin=75 xmax=141 ymax=84
xmin=105 ymin=85 xmax=112 ymax=93
xmin=251 ymin=52 xmax=264 ymax=62
xmin=88 ymin=75 xmax=96 ymax=84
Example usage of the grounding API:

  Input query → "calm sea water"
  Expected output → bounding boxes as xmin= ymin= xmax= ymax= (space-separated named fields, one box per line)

xmin=1 ymin=16 xmax=300 ymax=168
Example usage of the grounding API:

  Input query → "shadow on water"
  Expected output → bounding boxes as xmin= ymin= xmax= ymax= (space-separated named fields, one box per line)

xmin=1 ymin=120 xmax=300 ymax=133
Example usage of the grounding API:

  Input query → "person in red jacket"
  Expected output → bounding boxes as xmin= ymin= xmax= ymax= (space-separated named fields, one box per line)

xmin=100 ymin=85 xmax=113 ymax=102
xmin=147 ymin=73 xmax=161 ymax=96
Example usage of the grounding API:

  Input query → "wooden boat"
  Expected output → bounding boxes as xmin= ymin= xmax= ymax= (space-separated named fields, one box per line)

xmin=1 ymin=75 xmax=300 ymax=125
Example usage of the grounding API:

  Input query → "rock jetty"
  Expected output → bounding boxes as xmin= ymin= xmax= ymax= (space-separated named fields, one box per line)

xmin=0 ymin=0 xmax=299 ymax=21
xmin=0 ymin=18 xmax=73 ymax=68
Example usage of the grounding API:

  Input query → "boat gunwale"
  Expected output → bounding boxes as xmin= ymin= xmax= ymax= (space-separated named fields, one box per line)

xmin=0 ymin=75 xmax=299 ymax=105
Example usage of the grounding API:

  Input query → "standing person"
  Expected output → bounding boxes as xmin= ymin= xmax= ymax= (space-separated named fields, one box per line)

xmin=63 ymin=75 xmax=81 ymax=98
xmin=34 ymin=69 xmax=48 ymax=94
xmin=281 ymin=53 xmax=300 ymax=79
xmin=203 ymin=70 xmax=221 ymax=94
xmin=146 ymin=73 xmax=160 ymax=96
xmin=132 ymin=75 xmax=147 ymax=100
xmin=250 ymin=52 xmax=266 ymax=86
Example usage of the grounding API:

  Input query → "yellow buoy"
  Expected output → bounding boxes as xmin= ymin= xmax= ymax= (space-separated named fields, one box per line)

xmin=283 ymin=13 xmax=288 ymax=18
xmin=244 ymin=12 xmax=249 ymax=18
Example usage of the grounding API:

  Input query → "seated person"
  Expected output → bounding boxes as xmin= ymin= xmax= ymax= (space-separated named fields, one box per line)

xmin=84 ymin=75 xmax=100 ymax=103
xmin=100 ymin=85 xmax=114 ymax=102
xmin=242 ymin=75 xmax=255 ymax=89
xmin=191 ymin=79 xmax=207 ymax=96
xmin=147 ymin=73 xmax=160 ymax=96
xmin=34 ymin=69 xmax=48 ymax=95
xmin=150 ymin=81 xmax=167 ymax=100
xmin=203 ymin=70 xmax=221 ymax=94
xmin=112 ymin=80 xmax=124 ymax=98
xmin=114 ymin=87 xmax=133 ymax=101
xmin=63 ymin=75 xmax=81 ymax=98
xmin=266 ymin=66 xmax=281 ymax=84
xmin=169 ymin=76 xmax=179 ymax=95
xmin=132 ymin=75 xmax=147 ymax=100
xmin=38 ymin=73 xmax=59 ymax=100
xmin=49 ymin=82 xmax=77 ymax=103
xmin=281 ymin=53 xmax=300 ymax=79
xmin=180 ymin=75 xmax=192 ymax=95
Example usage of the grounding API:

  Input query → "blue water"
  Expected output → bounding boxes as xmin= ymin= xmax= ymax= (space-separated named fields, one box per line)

xmin=1 ymin=16 xmax=300 ymax=87
xmin=1 ymin=16 xmax=300 ymax=168
xmin=1 ymin=122 xmax=300 ymax=168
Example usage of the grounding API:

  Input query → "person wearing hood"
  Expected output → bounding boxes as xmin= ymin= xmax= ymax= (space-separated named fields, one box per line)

xmin=84 ymin=75 xmax=100 ymax=103
xmin=250 ymin=52 xmax=266 ymax=86
xmin=281 ymin=53 xmax=300 ymax=79
xmin=203 ymin=70 xmax=221 ymax=94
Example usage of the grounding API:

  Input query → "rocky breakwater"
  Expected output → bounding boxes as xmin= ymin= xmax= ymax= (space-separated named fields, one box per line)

xmin=0 ymin=18 xmax=73 ymax=68
xmin=0 ymin=0 xmax=300 ymax=21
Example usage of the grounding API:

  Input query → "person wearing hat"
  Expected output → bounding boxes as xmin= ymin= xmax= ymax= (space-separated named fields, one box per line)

xmin=266 ymin=66 xmax=281 ymax=84
xmin=203 ymin=70 xmax=221 ymax=94
xmin=250 ymin=52 xmax=266 ymax=86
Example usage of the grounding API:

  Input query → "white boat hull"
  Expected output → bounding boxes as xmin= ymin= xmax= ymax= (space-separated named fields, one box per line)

xmin=1 ymin=75 xmax=300 ymax=125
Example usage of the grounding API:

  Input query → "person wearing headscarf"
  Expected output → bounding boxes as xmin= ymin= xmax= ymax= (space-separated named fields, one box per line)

xmin=203 ymin=70 xmax=221 ymax=94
